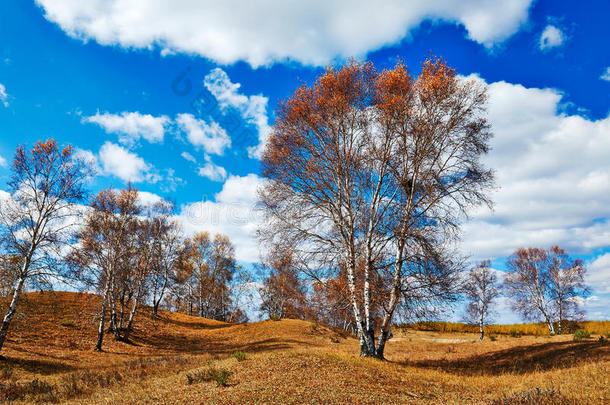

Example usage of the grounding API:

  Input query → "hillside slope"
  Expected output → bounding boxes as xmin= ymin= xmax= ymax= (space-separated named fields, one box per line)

xmin=0 ymin=292 xmax=608 ymax=404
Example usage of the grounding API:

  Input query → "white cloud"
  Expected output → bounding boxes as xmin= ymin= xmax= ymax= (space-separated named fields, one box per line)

xmin=588 ymin=254 xmax=610 ymax=295
xmin=0 ymin=154 xmax=7 ymax=167
xmin=198 ymin=156 xmax=227 ymax=182
xmin=36 ymin=0 xmax=532 ymax=67
xmin=539 ymin=25 xmax=564 ymax=50
xmin=177 ymin=174 xmax=264 ymax=263
xmin=83 ymin=111 xmax=170 ymax=145
xmin=176 ymin=113 xmax=231 ymax=155
xmin=98 ymin=141 xmax=153 ymax=182
xmin=460 ymin=75 xmax=610 ymax=262
xmin=0 ymin=83 xmax=9 ymax=107
xmin=601 ymin=67 xmax=610 ymax=82
xmin=204 ymin=68 xmax=271 ymax=158
xmin=181 ymin=151 xmax=197 ymax=163
xmin=137 ymin=190 xmax=164 ymax=208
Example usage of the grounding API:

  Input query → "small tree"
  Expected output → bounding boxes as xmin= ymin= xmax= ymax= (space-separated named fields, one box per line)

xmin=148 ymin=202 xmax=182 ymax=317
xmin=259 ymin=247 xmax=308 ymax=320
xmin=504 ymin=246 xmax=588 ymax=335
xmin=547 ymin=246 xmax=588 ymax=334
xmin=0 ymin=139 xmax=90 ymax=351
xmin=462 ymin=260 xmax=500 ymax=340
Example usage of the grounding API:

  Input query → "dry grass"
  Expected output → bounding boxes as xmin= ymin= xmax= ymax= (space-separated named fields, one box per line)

xmin=0 ymin=292 xmax=608 ymax=404
xmin=399 ymin=320 xmax=610 ymax=336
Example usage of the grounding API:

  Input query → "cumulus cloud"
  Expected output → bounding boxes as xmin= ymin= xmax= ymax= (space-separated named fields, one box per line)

xmin=181 ymin=151 xmax=197 ymax=163
xmin=204 ymin=68 xmax=271 ymax=158
xmin=176 ymin=113 xmax=231 ymax=156
xmin=98 ymin=141 xmax=153 ymax=182
xmin=137 ymin=190 xmax=165 ymax=208
xmin=539 ymin=25 xmax=564 ymax=50
xmin=177 ymin=174 xmax=264 ymax=263
xmin=0 ymin=154 xmax=7 ymax=167
xmin=457 ymin=76 xmax=610 ymax=316
xmin=36 ymin=0 xmax=532 ymax=67
xmin=0 ymin=83 xmax=9 ymax=107
xmin=601 ymin=67 xmax=610 ymax=82
xmin=83 ymin=111 xmax=170 ymax=145
xmin=198 ymin=160 xmax=227 ymax=182
xmin=588 ymin=254 xmax=610 ymax=295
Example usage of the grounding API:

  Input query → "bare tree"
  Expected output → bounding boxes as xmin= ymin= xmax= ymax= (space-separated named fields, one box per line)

xmin=69 ymin=187 xmax=141 ymax=350
xmin=462 ymin=260 xmax=500 ymax=340
xmin=0 ymin=139 xmax=90 ymax=351
xmin=504 ymin=246 xmax=587 ymax=335
xmin=547 ymin=246 xmax=588 ymax=334
xmin=148 ymin=203 xmax=182 ymax=317
xmin=259 ymin=58 xmax=493 ymax=358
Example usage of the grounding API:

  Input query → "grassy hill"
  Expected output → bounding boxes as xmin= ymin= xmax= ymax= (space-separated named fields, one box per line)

xmin=0 ymin=292 xmax=608 ymax=403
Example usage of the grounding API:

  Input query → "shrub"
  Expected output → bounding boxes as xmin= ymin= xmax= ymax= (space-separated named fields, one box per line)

xmin=489 ymin=335 xmax=497 ymax=341
xmin=59 ymin=318 xmax=75 ymax=327
xmin=209 ymin=368 xmax=232 ymax=387
xmin=232 ymin=351 xmax=247 ymax=362
xmin=269 ymin=314 xmax=281 ymax=321
xmin=509 ymin=329 xmax=521 ymax=338
xmin=310 ymin=323 xmax=319 ymax=332
xmin=573 ymin=329 xmax=591 ymax=340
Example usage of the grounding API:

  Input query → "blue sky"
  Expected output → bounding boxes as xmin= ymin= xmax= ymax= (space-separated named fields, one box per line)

xmin=0 ymin=0 xmax=609 ymax=321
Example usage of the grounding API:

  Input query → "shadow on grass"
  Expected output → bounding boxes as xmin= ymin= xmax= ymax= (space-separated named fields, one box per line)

xmin=0 ymin=355 xmax=76 ymax=375
xmin=396 ymin=340 xmax=609 ymax=376
xmin=149 ymin=314 xmax=234 ymax=330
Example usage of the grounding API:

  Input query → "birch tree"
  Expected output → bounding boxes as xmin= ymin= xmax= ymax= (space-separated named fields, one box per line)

xmin=259 ymin=58 xmax=493 ymax=358
xmin=505 ymin=246 xmax=587 ymax=334
xmin=0 ymin=139 xmax=90 ymax=351
xmin=547 ymin=246 xmax=587 ymax=335
xmin=506 ymin=246 xmax=588 ymax=335
xmin=69 ymin=187 xmax=140 ymax=350
xmin=462 ymin=260 xmax=500 ymax=340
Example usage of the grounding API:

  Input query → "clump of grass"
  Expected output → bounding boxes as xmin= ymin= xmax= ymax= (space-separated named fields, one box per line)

xmin=59 ymin=318 xmax=75 ymax=327
xmin=573 ymin=329 xmax=590 ymax=340
xmin=310 ymin=323 xmax=319 ymax=333
xmin=489 ymin=335 xmax=497 ymax=341
xmin=509 ymin=329 xmax=522 ymax=338
xmin=210 ymin=368 xmax=232 ymax=387
xmin=0 ymin=366 xmax=14 ymax=380
xmin=492 ymin=388 xmax=563 ymax=404
xmin=232 ymin=351 xmax=247 ymax=362
xmin=186 ymin=366 xmax=232 ymax=387
xmin=0 ymin=378 xmax=55 ymax=402
xmin=186 ymin=369 xmax=210 ymax=385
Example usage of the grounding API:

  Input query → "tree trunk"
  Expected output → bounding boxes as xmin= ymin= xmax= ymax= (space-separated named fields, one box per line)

xmin=545 ymin=316 xmax=556 ymax=335
xmin=110 ymin=302 xmax=121 ymax=340
xmin=118 ymin=296 xmax=126 ymax=330
xmin=0 ymin=276 xmax=26 ymax=351
xmin=479 ymin=308 xmax=485 ymax=340
xmin=123 ymin=295 xmax=139 ymax=341
xmin=94 ymin=291 xmax=109 ymax=351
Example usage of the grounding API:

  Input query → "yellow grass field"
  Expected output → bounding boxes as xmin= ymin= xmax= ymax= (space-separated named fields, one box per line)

xmin=0 ymin=292 xmax=608 ymax=404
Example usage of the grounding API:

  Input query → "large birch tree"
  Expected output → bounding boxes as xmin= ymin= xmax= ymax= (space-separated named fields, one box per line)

xmin=259 ymin=58 xmax=493 ymax=358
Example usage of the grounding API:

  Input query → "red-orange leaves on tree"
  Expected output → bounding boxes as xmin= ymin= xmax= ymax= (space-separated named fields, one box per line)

xmin=0 ymin=139 xmax=92 ymax=351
